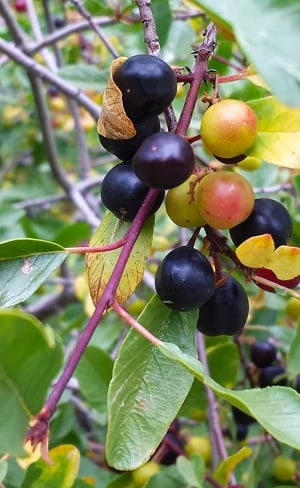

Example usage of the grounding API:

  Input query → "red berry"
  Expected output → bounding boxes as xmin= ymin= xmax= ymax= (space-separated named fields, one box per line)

xmin=14 ymin=0 xmax=27 ymax=12
xmin=254 ymin=268 xmax=300 ymax=293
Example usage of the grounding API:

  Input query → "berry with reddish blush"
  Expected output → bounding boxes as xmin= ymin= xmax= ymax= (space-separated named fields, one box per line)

xmin=195 ymin=171 xmax=254 ymax=229
xmin=200 ymin=99 xmax=258 ymax=161
xmin=14 ymin=0 xmax=27 ymax=12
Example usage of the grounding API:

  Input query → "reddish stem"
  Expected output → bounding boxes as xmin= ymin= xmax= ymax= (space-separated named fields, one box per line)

xmin=66 ymin=237 xmax=126 ymax=254
xmin=176 ymin=22 xmax=217 ymax=136
xmin=113 ymin=301 xmax=161 ymax=346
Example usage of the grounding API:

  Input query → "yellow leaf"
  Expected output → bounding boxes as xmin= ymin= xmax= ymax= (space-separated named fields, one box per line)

xmin=97 ymin=57 xmax=136 ymax=140
xmin=245 ymin=65 xmax=270 ymax=91
xmin=236 ymin=234 xmax=300 ymax=279
xmin=247 ymin=96 xmax=300 ymax=169
xmin=214 ymin=446 xmax=252 ymax=485
xmin=86 ymin=212 xmax=154 ymax=305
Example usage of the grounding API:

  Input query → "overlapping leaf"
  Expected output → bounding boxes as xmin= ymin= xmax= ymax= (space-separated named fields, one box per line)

xmin=0 ymin=310 xmax=63 ymax=455
xmin=194 ymin=0 xmax=300 ymax=107
xmin=159 ymin=342 xmax=300 ymax=450
xmin=235 ymin=234 xmax=300 ymax=280
xmin=247 ymin=97 xmax=300 ymax=169
xmin=0 ymin=238 xmax=67 ymax=308
xmin=106 ymin=296 xmax=197 ymax=470
xmin=86 ymin=212 xmax=154 ymax=305
xmin=20 ymin=445 xmax=79 ymax=488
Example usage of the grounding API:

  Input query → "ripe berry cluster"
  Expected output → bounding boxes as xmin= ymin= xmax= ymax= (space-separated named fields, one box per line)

xmin=99 ymin=54 xmax=195 ymax=221
xmin=99 ymin=54 xmax=298 ymax=338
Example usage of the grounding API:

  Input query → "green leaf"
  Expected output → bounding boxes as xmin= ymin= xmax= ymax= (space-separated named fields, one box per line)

xmin=21 ymin=444 xmax=80 ymax=488
xmin=176 ymin=455 xmax=205 ymax=487
xmin=286 ymin=323 xmax=300 ymax=376
xmin=247 ymin=97 xmax=300 ymax=169
xmin=106 ymin=472 xmax=135 ymax=488
xmin=0 ymin=238 xmax=65 ymax=259
xmin=194 ymin=0 xmax=300 ymax=107
xmin=0 ymin=238 xmax=67 ymax=308
xmin=106 ymin=296 xmax=197 ymax=470
xmin=151 ymin=0 xmax=172 ymax=48
xmin=86 ymin=212 xmax=154 ymax=305
xmin=145 ymin=467 xmax=186 ymax=488
xmin=158 ymin=342 xmax=300 ymax=450
xmin=0 ymin=310 xmax=63 ymax=455
xmin=54 ymin=222 xmax=91 ymax=247
xmin=75 ymin=346 xmax=113 ymax=424
xmin=57 ymin=64 xmax=109 ymax=90
xmin=207 ymin=342 xmax=239 ymax=387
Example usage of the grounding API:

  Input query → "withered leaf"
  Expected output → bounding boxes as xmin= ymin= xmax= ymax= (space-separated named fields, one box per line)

xmin=97 ymin=57 xmax=136 ymax=140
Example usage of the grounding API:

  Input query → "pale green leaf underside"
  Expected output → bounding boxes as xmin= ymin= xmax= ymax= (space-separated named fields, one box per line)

xmin=159 ymin=342 xmax=300 ymax=450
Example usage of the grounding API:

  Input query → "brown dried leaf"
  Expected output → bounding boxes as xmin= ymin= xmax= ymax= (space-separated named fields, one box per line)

xmin=97 ymin=57 xmax=136 ymax=140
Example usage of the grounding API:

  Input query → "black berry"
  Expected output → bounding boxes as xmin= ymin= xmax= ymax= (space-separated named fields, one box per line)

xmin=259 ymin=366 xmax=287 ymax=387
xmin=197 ymin=275 xmax=249 ymax=336
xmin=230 ymin=198 xmax=292 ymax=248
xmin=101 ymin=162 xmax=164 ymax=221
xmin=250 ymin=341 xmax=277 ymax=368
xmin=99 ymin=116 xmax=160 ymax=161
xmin=113 ymin=54 xmax=177 ymax=122
xmin=155 ymin=246 xmax=215 ymax=311
xmin=133 ymin=132 xmax=195 ymax=190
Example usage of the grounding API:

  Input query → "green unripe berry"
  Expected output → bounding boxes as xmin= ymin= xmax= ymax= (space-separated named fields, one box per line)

xmin=165 ymin=174 xmax=206 ymax=228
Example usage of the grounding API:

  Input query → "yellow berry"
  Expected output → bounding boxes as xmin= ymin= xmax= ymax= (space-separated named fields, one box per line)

xmin=132 ymin=461 xmax=160 ymax=487
xmin=272 ymin=455 xmax=296 ymax=482
xmin=286 ymin=297 xmax=300 ymax=321
xmin=237 ymin=156 xmax=262 ymax=171
xmin=165 ymin=174 xmax=206 ymax=228
xmin=184 ymin=436 xmax=212 ymax=465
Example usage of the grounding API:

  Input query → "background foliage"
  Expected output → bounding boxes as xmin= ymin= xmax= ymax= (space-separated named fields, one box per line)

xmin=1 ymin=1 xmax=300 ymax=487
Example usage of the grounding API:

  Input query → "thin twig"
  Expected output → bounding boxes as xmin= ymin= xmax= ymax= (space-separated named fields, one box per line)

xmin=71 ymin=0 xmax=119 ymax=58
xmin=135 ymin=0 xmax=177 ymax=131
xmin=176 ymin=22 xmax=217 ymax=136
xmin=196 ymin=332 xmax=237 ymax=485
xmin=0 ymin=38 xmax=100 ymax=119
xmin=26 ymin=0 xmax=57 ymax=70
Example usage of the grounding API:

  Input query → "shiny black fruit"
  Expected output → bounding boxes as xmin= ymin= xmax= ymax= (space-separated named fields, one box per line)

xmin=230 ymin=198 xmax=292 ymax=248
xmin=99 ymin=116 xmax=160 ymax=161
xmin=259 ymin=365 xmax=287 ymax=387
xmin=101 ymin=162 xmax=164 ymax=221
xmin=197 ymin=275 xmax=249 ymax=336
xmin=232 ymin=406 xmax=255 ymax=427
xmin=113 ymin=54 xmax=177 ymax=122
xmin=133 ymin=132 xmax=195 ymax=190
xmin=250 ymin=341 xmax=277 ymax=368
xmin=155 ymin=246 xmax=215 ymax=311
